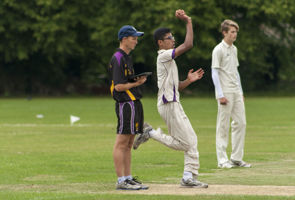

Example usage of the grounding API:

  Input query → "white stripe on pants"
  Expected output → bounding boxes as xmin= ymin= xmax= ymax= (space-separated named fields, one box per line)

xmin=153 ymin=102 xmax=199 ymax=175
xmin=216 ymin=92 xmax=247 ymax=165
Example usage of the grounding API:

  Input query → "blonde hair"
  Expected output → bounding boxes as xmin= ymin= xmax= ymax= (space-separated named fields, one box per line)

xmin=221 ymin=19 xmax=239 ymax=34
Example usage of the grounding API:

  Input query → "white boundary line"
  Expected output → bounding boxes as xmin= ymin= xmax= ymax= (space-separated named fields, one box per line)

xmin=0 ymin=123 xmax=114 ymax=127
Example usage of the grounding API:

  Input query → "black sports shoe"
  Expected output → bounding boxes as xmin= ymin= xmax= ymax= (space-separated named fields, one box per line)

xmin=128 ymin=177 xmax=149 ymax=190
xmin=116 ymin=179 xmax=141 ymax=190
xmin=230 ymin=159 xmax=251 ymax=168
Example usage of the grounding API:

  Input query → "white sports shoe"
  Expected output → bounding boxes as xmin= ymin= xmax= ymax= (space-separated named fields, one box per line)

xmin=230 ymin=159 xmax=252 ymax=168
xmin=133 ymin=123 xmax=152 ymax=150
xmin=180 ymin=178 xmax=208 ymax=188
xmin=218 ymin=161 xmax=233 ymax=169
xmin=116 ymin=179 xmax=141 ymax=190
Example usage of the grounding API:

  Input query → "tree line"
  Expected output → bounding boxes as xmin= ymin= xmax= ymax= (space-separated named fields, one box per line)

xmin=1 ymin=0 xmax=294 ymax=96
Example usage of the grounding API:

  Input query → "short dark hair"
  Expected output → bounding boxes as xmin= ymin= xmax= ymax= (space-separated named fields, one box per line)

xmin=153 ymin=27 xmax=171 ymax=46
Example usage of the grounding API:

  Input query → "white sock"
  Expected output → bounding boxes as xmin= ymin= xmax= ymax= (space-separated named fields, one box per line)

xmin=125 ymin=175 xmax=132 ymax=180
xmin=117 ymin=176 xmax=126 ymax=183
xmin=183 ymin=171 xmax=193 ymax=181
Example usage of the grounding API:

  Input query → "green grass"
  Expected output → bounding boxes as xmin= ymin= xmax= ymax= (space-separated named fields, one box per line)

xmin=0 ymin=97 xmax=295 ymax=200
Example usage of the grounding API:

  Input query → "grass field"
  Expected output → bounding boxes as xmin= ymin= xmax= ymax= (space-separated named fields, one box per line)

xmin=0 ymin=97 xmax=294 ymax=200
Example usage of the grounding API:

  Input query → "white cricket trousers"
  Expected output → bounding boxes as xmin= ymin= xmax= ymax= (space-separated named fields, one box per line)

xmin=153 ymin=102 xmax=199 ymax=176
xmin=216 ymin=92 xmax=247 ymax=165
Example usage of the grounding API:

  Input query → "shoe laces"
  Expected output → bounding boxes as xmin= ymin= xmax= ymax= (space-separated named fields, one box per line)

xmin=131 ymin=176 xmax=142 ymax=184
xmin=125 ymin=179 xmax=137 ymax=185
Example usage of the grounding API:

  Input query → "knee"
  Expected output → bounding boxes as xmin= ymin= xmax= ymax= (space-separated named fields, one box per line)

xmin=218 ymin=122 xmax=230 ymax=132
xmin=186 ymin=148 xmax=199 ymax=159
xmin=114 ymin=142 xmax=131 ymax=152
xmin=238 ymin=121 xmax=246 ymax=129
xmin=242 ymin=121 xmax=246 ymax=128
xmin=181 ymin=137 xmax=196 ymax=151
xmin=187 ymin=140 xmax=197 ymax=152
xmin=232 ymin=120 xmax=246 ymax=129
xmin=126 ymin=142 xmax=133 ymax=150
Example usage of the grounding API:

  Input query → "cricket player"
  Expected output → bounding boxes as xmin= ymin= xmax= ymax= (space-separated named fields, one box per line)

xmin=109 ymin=25 xmax=149 ymax=190
xmin=133 ymin=9 xmax=208 ymax=188
xmin=211 ymin=19 xmax=251 ymax=168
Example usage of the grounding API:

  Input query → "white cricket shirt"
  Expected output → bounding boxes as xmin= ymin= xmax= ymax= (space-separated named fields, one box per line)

xmin=156 ymin=49 xmax=180 ymax=106
xmin=211 ymin=40 xmax=241 ymax=96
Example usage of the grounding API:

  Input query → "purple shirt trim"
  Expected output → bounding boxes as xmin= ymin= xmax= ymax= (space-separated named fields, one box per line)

xmin=173 ymin=85 xmax=177 ymax=102
xmin=172 ymin=49 xmax=176 ymax=59
xmin=162 ymin=95 xmax=168 ymax=104
xmin=114 ymin=51 xmax=123 ymax=66
xmin=162 ymin=86 xmax=177 ymax=104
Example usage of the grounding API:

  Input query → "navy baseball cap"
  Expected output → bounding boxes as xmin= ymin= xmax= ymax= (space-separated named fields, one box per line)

xmin=118 ymin=25 xmax=144 ymax=40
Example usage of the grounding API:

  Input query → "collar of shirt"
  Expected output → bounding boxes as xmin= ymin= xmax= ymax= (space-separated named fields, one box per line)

xmin=117 ymin=48 xmax=129 ymax=56
xmin=158 ymin=49 xmax=173 ymax=54
xmin=222 ymin=40 xmax=233 ymax=49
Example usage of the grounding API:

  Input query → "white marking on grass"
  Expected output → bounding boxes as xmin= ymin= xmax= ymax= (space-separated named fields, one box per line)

xmin=0 ymin=123 xmax=115 ymax=127
xmin=23 ymin=175 xmax=65 ymax=181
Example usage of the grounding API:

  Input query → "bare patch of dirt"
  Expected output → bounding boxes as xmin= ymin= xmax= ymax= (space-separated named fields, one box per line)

xmin=1 ymin=183 xmax=295 ymax=196
xmin=115 ymin=184 xmax=295 ymax=196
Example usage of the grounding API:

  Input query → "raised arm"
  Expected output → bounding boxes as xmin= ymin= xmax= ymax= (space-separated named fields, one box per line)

xmin=174 ymin=9 xmax=193 ymax=58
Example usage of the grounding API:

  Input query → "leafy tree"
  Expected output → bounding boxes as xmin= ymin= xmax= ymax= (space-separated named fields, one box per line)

xmin=0 ymin=0 xmax=294 ymax=96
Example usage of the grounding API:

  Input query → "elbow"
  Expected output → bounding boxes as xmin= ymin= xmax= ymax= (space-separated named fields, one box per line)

xmin=211 ymin=71 xmax=216 ymax=79
xmin=186 ymin=43 xmax=193 ymax=49
xmin=114 ymin=85 xmax=124 ymax=92
xmin=178 ymin=86 xmax=183 ymax=91
xmin=182 ymin=40 xmax=193 ymax=50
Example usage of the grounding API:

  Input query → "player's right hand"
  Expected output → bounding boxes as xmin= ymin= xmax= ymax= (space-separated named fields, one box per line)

xmin=219 ymin=97 xmax=228 ymax=105
xmin=175 ymin=9 xmax=191 ymax=22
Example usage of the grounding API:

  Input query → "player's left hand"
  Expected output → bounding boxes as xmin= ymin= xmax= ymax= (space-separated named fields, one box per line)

xmin=187 ymin=68 xmax=204 ymax=83
xmin=135 ymin=76 xmax=147 ymax=86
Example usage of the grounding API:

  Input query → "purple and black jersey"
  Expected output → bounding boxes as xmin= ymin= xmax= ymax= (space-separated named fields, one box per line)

xmin=108 ymin=48 xmax=142 ymax=102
